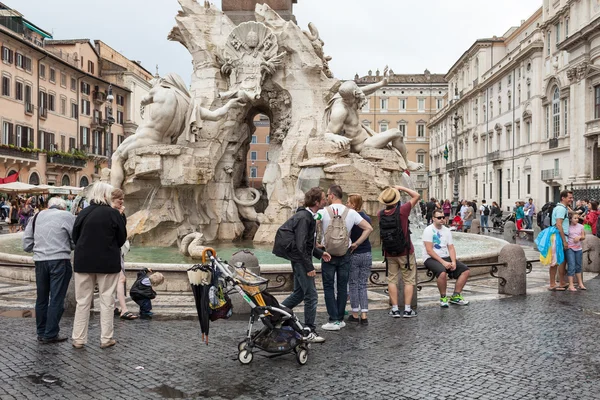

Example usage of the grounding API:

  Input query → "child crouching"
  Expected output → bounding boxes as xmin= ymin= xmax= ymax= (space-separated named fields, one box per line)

xmin=130 ymin=268 xmax=164 ymax=319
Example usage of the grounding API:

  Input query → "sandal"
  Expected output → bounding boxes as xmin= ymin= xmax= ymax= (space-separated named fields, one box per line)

xmin=120 ymin=311 xmax=138 ymax=320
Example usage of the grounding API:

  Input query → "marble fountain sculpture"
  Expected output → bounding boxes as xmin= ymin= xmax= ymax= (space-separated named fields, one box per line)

xmin=108 ymin=0 xmax=425 ymax=258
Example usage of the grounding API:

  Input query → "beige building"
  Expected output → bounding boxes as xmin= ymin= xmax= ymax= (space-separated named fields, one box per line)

xmin=245 ymin=114 xmax=270 ymax=188
xmin=0 ymin=3 xmax=153 ymax=187
xmin=356 ymin=69 xmax=448 ymax=199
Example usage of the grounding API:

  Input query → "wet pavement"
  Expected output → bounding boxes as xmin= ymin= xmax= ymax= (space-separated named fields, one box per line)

xmin=1 ymin=274 xmax=600 ymax=399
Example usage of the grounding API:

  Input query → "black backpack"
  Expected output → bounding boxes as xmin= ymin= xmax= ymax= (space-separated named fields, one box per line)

xmin=537 ymin=202 xmax=556 ymax=229
xmin=483 ymin=205 xmax=490 ymax=216
xmin=379 ymin=206 xmax=410 ymax=257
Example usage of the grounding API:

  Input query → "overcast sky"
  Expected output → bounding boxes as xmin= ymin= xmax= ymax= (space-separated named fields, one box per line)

xmin=5 ymin=0 xmax=541 ymax=83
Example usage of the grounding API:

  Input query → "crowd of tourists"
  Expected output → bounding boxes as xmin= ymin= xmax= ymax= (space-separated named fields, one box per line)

xmin=273 ymin=185 xmax=471 ymax=343
xmin=22 ymin=182 xmax=163 ymax=347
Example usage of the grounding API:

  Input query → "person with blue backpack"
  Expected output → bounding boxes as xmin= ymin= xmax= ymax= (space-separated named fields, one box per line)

xmin=548 ymin=190 xmax=573 ymax=291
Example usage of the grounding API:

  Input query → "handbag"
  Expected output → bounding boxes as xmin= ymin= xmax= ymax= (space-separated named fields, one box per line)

xmin=208 ymin=285 xmax=232 ymax=321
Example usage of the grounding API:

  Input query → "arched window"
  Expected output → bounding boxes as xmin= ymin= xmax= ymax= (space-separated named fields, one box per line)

xmin=28 ymin=172 xmax=40 ymax=185
xmin=61 ymin=174 xmax=70 ymax=186
xmin=79 ymin=176 xmax=89 ymax=187
xmin=7 ymin=170 xmax=18 ymax=181
xmin=552 ymin=86 xmax=560 ymax=138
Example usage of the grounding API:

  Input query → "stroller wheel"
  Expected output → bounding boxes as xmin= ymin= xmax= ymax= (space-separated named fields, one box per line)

xmin=238 ymin=340 xmax=248 ymax=352
xmin=238 ymin=349 xmax=253 ymax=365
xmin=296 ymin=348 xmax=308 ymax=365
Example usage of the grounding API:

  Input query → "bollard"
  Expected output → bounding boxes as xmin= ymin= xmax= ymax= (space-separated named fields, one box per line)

xmin=533 ymin=225 xmax=542 ymax=251
xmin=471 ymin=219 xmax=481 ymax=234
xmin=582 ymin=235 xmax=600 ymax=273
xmin=503 ymin=221 xmax=517 ymax=244
xmin=497 ymin=244 xmax=527 ymax=295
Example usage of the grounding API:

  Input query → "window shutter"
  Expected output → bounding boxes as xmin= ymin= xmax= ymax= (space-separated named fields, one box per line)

xmin=86 ymin=129 xmax=90 ymax=147
xmin=8 ymin=123 xmax=14 ymax=145
xmin=38 ymin=130 xmax=42 ymax=149
xmin=8 ymin=49 xmax=13 ymax=64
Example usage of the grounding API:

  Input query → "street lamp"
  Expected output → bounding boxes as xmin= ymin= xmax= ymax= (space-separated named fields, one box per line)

xmin=452 ymin=88 xmax=463 ymax=206
xmin=105 ymin=85 xmax=115 ymax=167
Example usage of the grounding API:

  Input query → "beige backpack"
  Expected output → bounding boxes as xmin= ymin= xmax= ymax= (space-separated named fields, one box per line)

xmin=324 ymin=206 xmax=350 ymax=256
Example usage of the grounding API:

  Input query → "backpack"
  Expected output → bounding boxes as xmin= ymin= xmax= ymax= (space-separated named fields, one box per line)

xmin=379 ymin=205 xmax=410 ymax=257
xmin=323 ymin=206 xmax=350 ymax=256
xmin=483 ymin=205 xmax=490 ymax=216
xmin=538 ymin=202 xmax=556 ymax=229
xmin=272 ymin=208 xmax=311 ymax=261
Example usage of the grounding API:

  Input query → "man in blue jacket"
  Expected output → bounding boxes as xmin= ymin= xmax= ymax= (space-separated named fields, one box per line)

xmin=273 ymin=187 xmax=331 ymax=343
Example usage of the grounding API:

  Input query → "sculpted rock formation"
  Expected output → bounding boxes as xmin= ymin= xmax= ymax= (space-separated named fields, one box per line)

xmin=111 ymin=1 xmax=415 ymax=253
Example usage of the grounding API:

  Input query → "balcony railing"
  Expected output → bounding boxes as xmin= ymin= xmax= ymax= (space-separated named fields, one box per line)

xmin=549 ymin=138 xmax=559 ymax=149
xmin=541 ymin=169 xmax=561 ymax=181
xmin=487 ymin=150 xmax=501 ymax=162
xmin=91 ymin=114 xmax=103 ymax=127
xmin=47 ymin=155 xmax=87 ymax=167
xmin=25 ymin=102 xmax=34 ymax=115
xmin=93 ymin=91 xmax=106 ymax=104
xmin=414 ymin=181 xmax=428 ymax=189
xmin=0 ymin=146 xmax=39 ymax=160
xmin=39 ymin=107 xmax=47 ymax=119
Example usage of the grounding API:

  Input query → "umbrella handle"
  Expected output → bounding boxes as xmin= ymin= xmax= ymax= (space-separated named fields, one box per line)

xmin=201 ymin=247 xmax=217 ymax=264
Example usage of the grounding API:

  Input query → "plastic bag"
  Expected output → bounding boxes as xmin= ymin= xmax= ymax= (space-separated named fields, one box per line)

xmin=584 ymin=224 xmax=592 ymax=233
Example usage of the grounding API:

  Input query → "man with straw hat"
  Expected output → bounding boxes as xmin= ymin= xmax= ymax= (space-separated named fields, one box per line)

xmin=377 ymin=185 xmax=420 ymax=318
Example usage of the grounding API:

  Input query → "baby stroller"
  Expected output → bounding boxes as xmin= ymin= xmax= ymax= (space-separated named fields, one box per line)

xmin=490 ymin=212 xmax=515 ymax=233
xmin=205 ymin=250 xmax=312 ymax=366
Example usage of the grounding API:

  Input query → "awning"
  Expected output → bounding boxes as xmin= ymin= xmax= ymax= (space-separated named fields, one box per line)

xmin=23 ymin=20 xmax=52 ymax=39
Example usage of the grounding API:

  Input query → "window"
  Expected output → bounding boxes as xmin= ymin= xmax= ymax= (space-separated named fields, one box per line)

xmin=527 ymin=174 xmax=531 ymax=194
xmin=380 ymin=98 xmax=388 ymax=111
xmin=70 ymin=77 xmax=76 ymax=91
xmin=552 ymin=86 xmax=560 ymax=138
xmin=15 ymin=81 xmax=22 ymax=101
xmin=60 ymin=97 xmax=66 ymax=115
xmin=1 ymin=46 xmax=13 ymax=63
xmin=39 ymin=64 xmax=46 ymax=79
xmin=545 ymin=106 xmax=550 ymax=138
xmin=60 ymin=73 xmax=67 ymax=87
xmin=49 ymin=68 xmax=56 ymax=83
xmin=250 ymin=151 xmax=257 ymax=160
xmin=92 ymin=130 xmax=102 ymax=155
xmin=80 ymin=127 xmax=90 ymax=148
xmin=398 ymin=123 xmax=406 ymax=136
xmin=498 ymin=99 xmax=502 ymax=114
xmin=25 ymin=85 xmax=31 ymax=104
xmin=251 ymin=135 xmax=257 ymax=144
xmin=60 ymin=135 xmax=65 ymax=151
xmin=379 ymin=122 xmax=388 ymax=132
xmin=417 ymin=154 xmax=425 ymax=164
xmin=2 ymin=76 xmax=10 ymax=97
xmin=418 ymin=99 xmax=425 ymax=111
xmin=563 ymin=99 xmax=568 ymax=135
xmin=2 ymin=122 xmax=13 ymax=145
xmin=417 ymin=124 xmax=425 ymax=138
xmin=547 ymin=32 xmax=551 ymax=56
xmin=117 ymin=135 xmax=124 ymax=146
xmin=527 ymin=81 xmax=531 ymax=99
xmin=565 ymin=18 xmax=569 ymax=39
xmin=250 ymin=167 xmax=258 ymax=178
xmin=88 ymin=61 xmax=95 ymax=74
xmin=555 ymin=23 xmax=560 ymax=48
xmin=69 ymin=137 xmax=76 ymax=151
xmin=399 ymin=98 xmax=406 ymax=111
xmin=526 ymin=121 xmax=531 ymax=143
xmin=436 ymin=98 xmax=443 ymax=110
xmin=62 ymin=175 xmax=71 ymax=186
xmin=508 ymin=93 xmax=511 ymax=111
xmin=265 ymin=136 xmax=270 ymax=144
xmin=71 ymin=102 xmax=78 ymax=118
xmin=116 ymin=94 xmax=124 ymax=106
xmin=80 ymin=176 xmax=89 ymax=187
xmin=116 ymin=111 xmax=124 ymax=124
xmin=516 ymin=124 xmax=520 ymax=147
xmin=81 ymin=82 xmax=90 ymax=95
xmin=48 ymin=93 xmax=55 ymax=112
xmin=15 ymin=52 xmax=24 ymax=68
xmin=554 ymin=158 xmax=559 ymax=174
xmin=81 ymin=99 xmax=91 ymax=116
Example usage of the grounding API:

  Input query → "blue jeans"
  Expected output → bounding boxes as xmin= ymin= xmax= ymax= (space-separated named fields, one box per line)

xmin=281 ymin=261 xmax=318 ymax=330
xmin=321 ymin=252 xmax=351 ymax=322
xmin=480 ymin=215 xmax=489 ymax=229
xmin=565 ymin=249 xmax=583 ymax=276
xmin=524 ymin=215 xmax=533 ymax=229
xmin=134 ymin=298 xmax=152 ymax=314
xmin=35 ymin=259 xmax=73 ymax=339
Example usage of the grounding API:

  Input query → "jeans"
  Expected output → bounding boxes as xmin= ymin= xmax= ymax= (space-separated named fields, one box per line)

xmin=524 ymin=215 xmax=533 ymax=229
xmin=349 ymin=252 xmax=372 ymax=313
xmin=35 ymin=259 xmax=73 ymax=339
xmin=480 ymin=215 xmax=488 ymax=229
xmin=565 ymin=249 xmax=583 ymax=276
xmin=281 ymin=261 xmax=318 ymax=330
xmin=321 ymin=252 xmax=351 ymax=322
xmin=135 ymin=298 xmax=152 ymax=314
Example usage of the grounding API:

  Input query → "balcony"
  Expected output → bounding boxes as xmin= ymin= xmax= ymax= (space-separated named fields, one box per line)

xmin=487 ymin=150 xmax=501 ymax=162
xmin=39 ymin=107 xmax=47 ymax=119
xmin=25 ymin=102 xmax=34 ymax=115
xmin=541 ymin=169 xmax=561 ymax=181
xmin=93 ymin=91 xmax=107 ymax=104
xmin=414 ymin=181 xmax=428 ymax=190
xmin=0 ymin=146 xmax=39 ymax=161
xmin=91 ymin=114 xmax=103 ymax=128
xmin=549 ymin=138 xmax=559 ymax=149
xmin=47 ymin=155 xmax=87 ymax=168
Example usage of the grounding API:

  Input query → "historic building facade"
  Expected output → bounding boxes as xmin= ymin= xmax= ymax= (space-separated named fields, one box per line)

xmin=356 ymin=69 xmax=448 ymax=199
xmin=0 ymin=3 xmax=153 ymax=187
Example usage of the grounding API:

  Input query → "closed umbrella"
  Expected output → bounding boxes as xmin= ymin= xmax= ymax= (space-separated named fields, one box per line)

xmin=187 ymin=265 xmax=212 ymax=345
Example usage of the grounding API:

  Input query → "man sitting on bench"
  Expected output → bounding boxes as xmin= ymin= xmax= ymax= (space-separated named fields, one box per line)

xmin=422 ymin=209 xmax=471 ymax=307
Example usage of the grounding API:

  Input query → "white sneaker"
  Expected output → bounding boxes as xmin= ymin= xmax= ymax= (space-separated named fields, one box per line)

xmin=304 ymin=332 xmax=325 ymax=343
xmin=338 ymin=321 xmax=346 ymax=328
xmin=321 ymin=322 xmax=341 ymax=331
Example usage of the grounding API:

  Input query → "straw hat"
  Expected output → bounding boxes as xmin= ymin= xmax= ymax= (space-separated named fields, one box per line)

xmin=378 ymin=187 xmax=401 ymax=206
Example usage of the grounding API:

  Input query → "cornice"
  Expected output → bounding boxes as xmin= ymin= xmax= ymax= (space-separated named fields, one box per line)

xmin=540 ymin=4 xmax=570 ymax=30
xmin=558 ymin=14 xmax=600 ymax=52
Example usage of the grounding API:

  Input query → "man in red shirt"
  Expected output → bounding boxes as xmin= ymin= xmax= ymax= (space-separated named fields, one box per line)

xmin=377 ymin=185 xmax=420 ymax=318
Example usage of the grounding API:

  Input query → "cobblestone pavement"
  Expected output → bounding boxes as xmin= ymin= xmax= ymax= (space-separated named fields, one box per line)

xmin=1 ymin=274 xmax=600 ymax=400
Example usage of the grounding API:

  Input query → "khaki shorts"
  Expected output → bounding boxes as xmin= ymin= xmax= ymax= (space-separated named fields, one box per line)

xmin=386 ymin=253 xmax=417 ymax=286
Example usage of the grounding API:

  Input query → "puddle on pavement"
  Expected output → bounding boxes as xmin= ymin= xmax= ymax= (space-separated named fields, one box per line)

xmin=27 ymin=373 xmax=62 ymax=386
xmin=148 ymin=384 xmax=188 ymax=398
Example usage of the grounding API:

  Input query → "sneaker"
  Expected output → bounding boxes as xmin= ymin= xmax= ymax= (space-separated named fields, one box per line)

xmin=360 ymin=318 xmax=369 ymax=325
xmin=388 ymin=309 xmax=402 ymax=318
xmin=338 ymin=321 xmax=346 ymax=328
xmin=304 ymin=332 xmax=325 ymax=343
xmin=449 ymin=294 xmax=470 ymax=306
xmin=321 ymin=322 xmax=341 ymax=331
xmin=40 ymin=335 xmax=69 ymax=344
xmin=347 ymin=315 xmax=360 ymax=323
xmin=440 ymin=296 xmax=449 ymax=308
xmin=402 ymin=309 xmax=417 ymax=318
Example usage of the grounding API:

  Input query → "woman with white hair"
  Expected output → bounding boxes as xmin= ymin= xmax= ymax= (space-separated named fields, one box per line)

xmin=71 ymin=182 xmax=127 ymax=349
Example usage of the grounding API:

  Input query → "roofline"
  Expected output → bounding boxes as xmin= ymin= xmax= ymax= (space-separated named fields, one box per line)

xmin=22 ymin=18 xmax=52 ymax=38
xmin=504 ymin=7 xmax=543 ymax=43
xmin=93 ymin=39 xmax=154 ymax=78
xmin=45 ymin=39 xmax=99 ymax=58
xmin=0 ymin=28 xmax=130 ymax=92
xmin=445 ymin=38 xmax=505 ymax=79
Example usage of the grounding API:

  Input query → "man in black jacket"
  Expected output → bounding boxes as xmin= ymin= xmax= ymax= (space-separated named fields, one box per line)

xmin=273 ymin=187 xmax=330 ymax=343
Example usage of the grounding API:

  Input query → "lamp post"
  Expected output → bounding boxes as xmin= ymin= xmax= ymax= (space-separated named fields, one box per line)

xmin=452 ymin=88 xmax=463 ymax=206
xmin=105 ymin=85 xmax=115 ymax=167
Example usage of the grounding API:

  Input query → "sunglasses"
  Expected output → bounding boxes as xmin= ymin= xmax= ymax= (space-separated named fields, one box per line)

xmin=433 ymin=216 xmax=445 ymax=220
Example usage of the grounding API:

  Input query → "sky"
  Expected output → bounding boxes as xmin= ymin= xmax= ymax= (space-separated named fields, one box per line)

xmin=4 ymin=0 xmax=542 ymax=83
